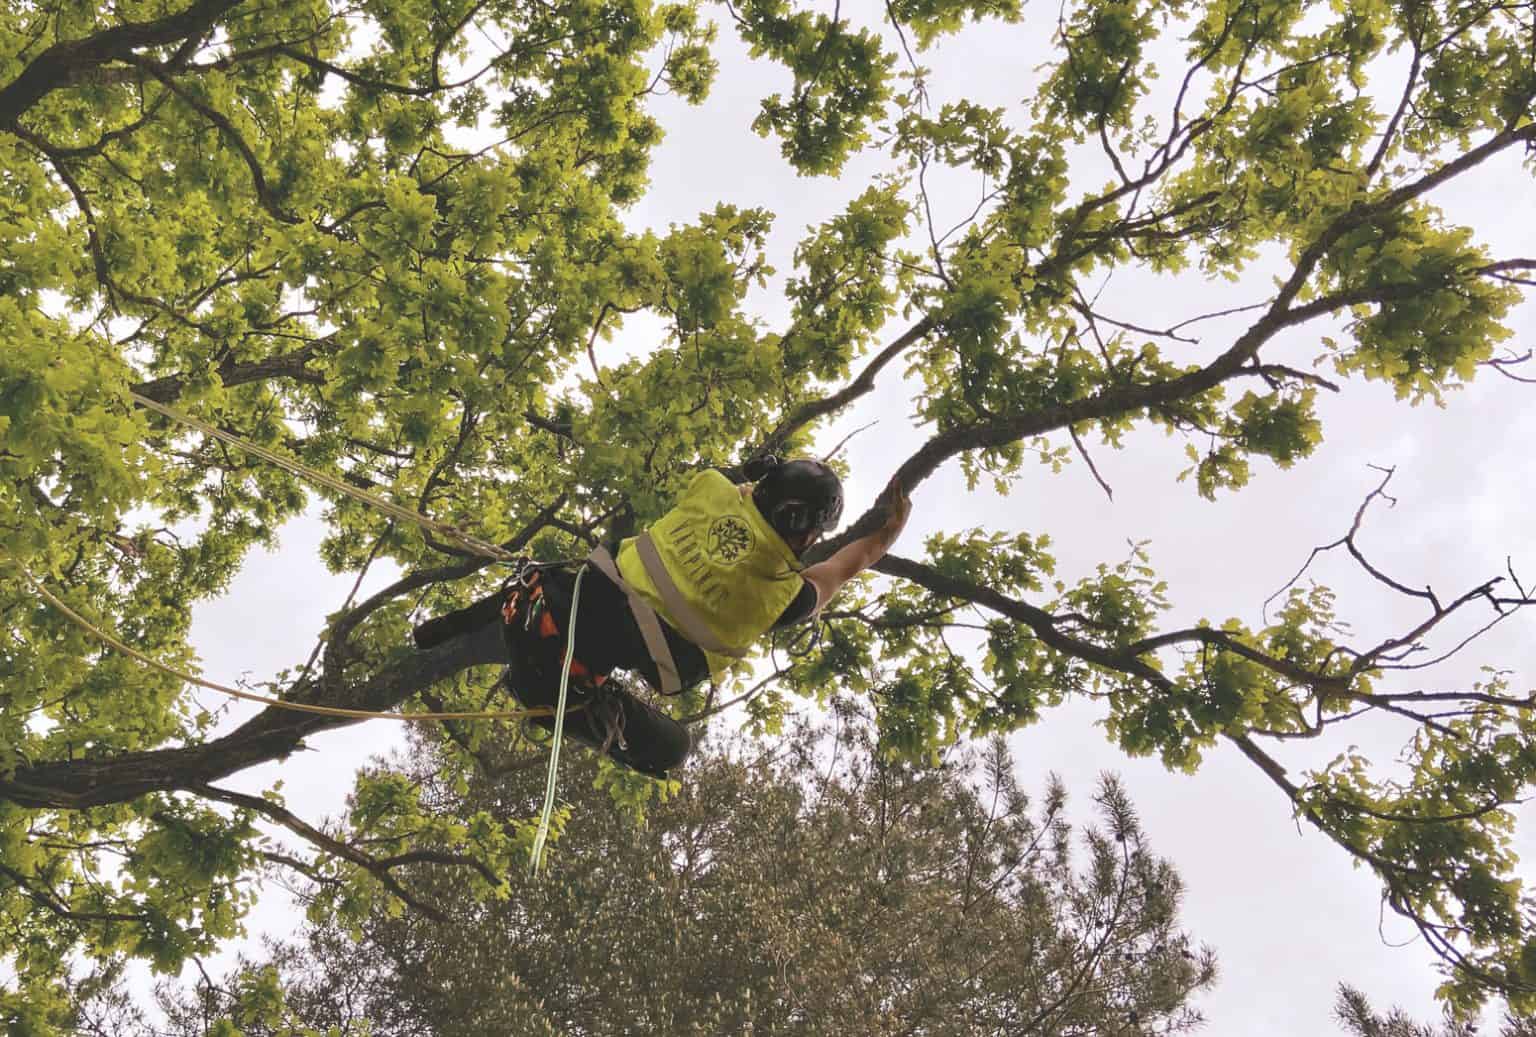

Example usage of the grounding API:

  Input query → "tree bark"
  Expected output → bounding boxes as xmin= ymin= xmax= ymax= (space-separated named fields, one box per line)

xmin=0 ymin=0 xmax=247 ymax=127
xmin=0 ymin=640 xmax=466 ymax=809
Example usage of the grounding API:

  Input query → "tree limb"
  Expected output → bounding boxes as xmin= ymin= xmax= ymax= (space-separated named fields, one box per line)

xmin=132 ymin=341 xmax=333 ymax=403
xmin=761 ymin=316 xmax=936 ymax=455
xmin=129 ymin=57 xmax=300 ymax=224
xmin=195 ymin=783 xmax=450 ymax=922
xmin=0 ymin=0 xmax=245 ymax=127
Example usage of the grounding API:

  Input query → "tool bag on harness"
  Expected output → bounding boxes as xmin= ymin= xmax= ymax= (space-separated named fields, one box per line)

xmin=499 ymin=564 xmax=692 ymax=778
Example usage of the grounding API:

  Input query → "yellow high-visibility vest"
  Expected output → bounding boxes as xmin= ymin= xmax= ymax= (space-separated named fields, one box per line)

xmin=616 ymin=470 xmax=804 ymax=677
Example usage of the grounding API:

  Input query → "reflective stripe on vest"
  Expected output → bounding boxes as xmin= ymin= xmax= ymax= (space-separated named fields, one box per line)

xmin=634 ymin=531 xmax=742 ymax=658
xmin=585 ymin=545 xmax=683 ymax=694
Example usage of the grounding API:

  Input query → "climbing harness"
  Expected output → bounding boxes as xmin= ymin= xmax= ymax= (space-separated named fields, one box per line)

xmin=9 ymin=388 xmax=708 ymax=876
xmin=501 ymin=556 xmax=608 ymax=689
xmin=498 ymin=559 xmax=690 ymax=778
xmin=498 ymin=560 xmax=628 ymax=752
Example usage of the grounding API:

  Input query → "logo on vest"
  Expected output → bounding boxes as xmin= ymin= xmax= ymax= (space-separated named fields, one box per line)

xmin=706 ymin=515 xmax=754 ymax=565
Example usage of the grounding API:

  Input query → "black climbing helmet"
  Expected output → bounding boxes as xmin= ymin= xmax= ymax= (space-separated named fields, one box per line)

xmin=750 ymin=457 xmax=844 ymax=542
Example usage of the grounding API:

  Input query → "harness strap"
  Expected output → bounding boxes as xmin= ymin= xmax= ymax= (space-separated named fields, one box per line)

xmin=633 ymin=532 xmax=747 ymax=660
xmin=585 ymin=545 xmax=684 ymax=694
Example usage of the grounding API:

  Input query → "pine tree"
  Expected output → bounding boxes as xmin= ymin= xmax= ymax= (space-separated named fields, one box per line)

xmin=140 ymin=713 xmax=1217 ymax=1036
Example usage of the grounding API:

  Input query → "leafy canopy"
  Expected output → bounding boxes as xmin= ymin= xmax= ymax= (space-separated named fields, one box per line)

xmin=0 ymin=0 xmax=1533 ymax=1025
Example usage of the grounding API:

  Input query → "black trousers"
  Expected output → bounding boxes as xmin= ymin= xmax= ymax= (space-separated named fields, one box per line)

xmin=425 ymin=596 xmax=693 ymax=777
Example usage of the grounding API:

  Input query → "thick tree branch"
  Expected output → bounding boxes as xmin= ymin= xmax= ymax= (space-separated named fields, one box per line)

xmin=524 ymin=411 xmax=575 ymax=439
xmin=132 ymin=341 xmax=332 ymax=403
xmin=0 ymin=0 xmax=245 ymax=127
xmin=1476 ymin=258 xmax=1536 ymax=286
xmin=761 ymin=316 xmax=936 ymax=455
xmin=1482 ymin=349 xmax=1536 ymax=383
xmin=0 ymin=639 xmax=469 ymax=810
xmin=871 ymin=554 xmax=1171 ymax=689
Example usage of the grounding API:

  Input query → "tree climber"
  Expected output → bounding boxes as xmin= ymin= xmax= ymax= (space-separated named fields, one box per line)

xmin=412 ymin=459 xmax=912 ymax=776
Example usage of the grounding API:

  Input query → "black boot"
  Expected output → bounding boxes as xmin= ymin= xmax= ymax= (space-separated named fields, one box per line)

xmin=413 ymin=591 xmax=504 ymax=649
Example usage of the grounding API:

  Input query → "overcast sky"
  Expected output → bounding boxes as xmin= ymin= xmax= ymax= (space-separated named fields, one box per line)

xmin=181 ymin=2 xmax=1536 ymax=1032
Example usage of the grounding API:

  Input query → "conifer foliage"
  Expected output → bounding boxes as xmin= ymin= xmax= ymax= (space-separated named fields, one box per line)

xmin=125 ymin=717 xmax=1217 ymax=1036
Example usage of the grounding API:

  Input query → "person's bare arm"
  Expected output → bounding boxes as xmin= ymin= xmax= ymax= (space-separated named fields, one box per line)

xmin=801 ymin=478 xmax=911 ymax=611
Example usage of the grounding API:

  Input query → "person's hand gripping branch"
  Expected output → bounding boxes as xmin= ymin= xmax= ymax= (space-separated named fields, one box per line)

xmin=801 ymin=476 xmax=912 ymax=611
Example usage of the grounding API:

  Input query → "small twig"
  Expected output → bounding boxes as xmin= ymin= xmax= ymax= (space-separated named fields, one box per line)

xmin=1069 ymin=296 xmax=1199 ymax=346
xmin=1068 ymin=424 xmax=1113 ymax=501
xmin=585 ymin=302 xmax=615 ymax=393
xmin=1482 ymin=349 xmax=1536 ymax=383
xmin=1369 ymin=606 xmax=1521 ymax=674
xmin=884 ymin=0 xmax=922 ymax=84
xmin=294 ymin=526 xmax=392 ymax=691
xmin=1243 ymin=362 xmax=1341 ymax=393
xmin=1165 ymin=299 xmax=1273 ymax=336
xmin=820 ymin=419 xmax=879 ymax=463
xmin=1264 ymin=465 xmax=1401 ymax=620
xmin=1506 ymin=556 xmax=1529 ymax=599
xmin=680 ymin=665 xmax=791 ymax=723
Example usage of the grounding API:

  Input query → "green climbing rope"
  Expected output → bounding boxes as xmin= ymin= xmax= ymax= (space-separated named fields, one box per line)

xmin=530 ymin=563 xmax=587 ymax=874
